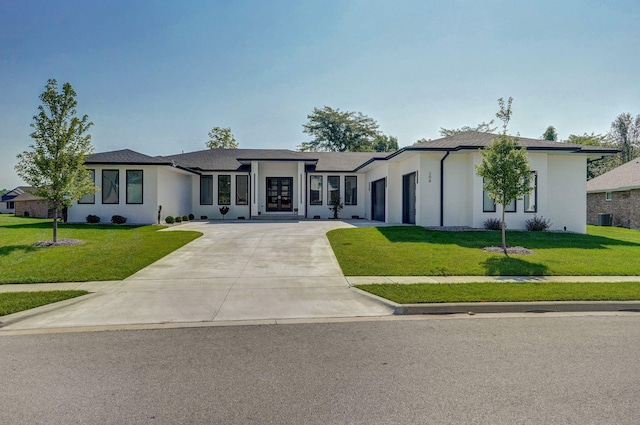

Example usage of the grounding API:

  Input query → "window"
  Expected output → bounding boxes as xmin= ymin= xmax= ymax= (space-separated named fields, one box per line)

xmin=7 ymin=201 xmax=14 ymax=209
xmin=126 ymin=170 xmax=143 ymax=204
xmin=482 ymin=180 xmax=496 ymax=212
xmin=344 ymin=176 xmax=357 ymax=205
xmin=524 ymin=172 xmax=537 ymax=212
xmin=78 ymin=169 xmax=95 ymax=204
xmin=102 ymin=170 xmax=119 ymax=204
xmin=328 ymin=176 xmax=340 ymax=204
xmin=200 ymin=175 xmax=213 ymax=205
xmin=236 ymin=175 xmax=249 ymax=205
xmin=218 ymin=175 xmax=231 ymax=205
xmin=505 ymin=199 xmax=516 ymax=213
xmin=310 ymin=175 xmax=322 ymax=205
xmin=605 ymin=192 xmax=612 ymax=201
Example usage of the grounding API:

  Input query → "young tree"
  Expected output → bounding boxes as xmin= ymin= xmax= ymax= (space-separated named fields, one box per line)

xmin=475 ymin=97 xmax=532 ymax=254
xmin=206 ymin=126 xmax=238 ymax=149
xmin=15 ymin=79 xmax=96 ymax=243
xmin=542 ymin=125 xmax=558 ymax=141
xmin=299 ymin=106 xmax=380 ymax=152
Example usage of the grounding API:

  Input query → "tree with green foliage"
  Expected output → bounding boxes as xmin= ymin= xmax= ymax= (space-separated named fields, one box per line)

xmin=565 ymin=133 xmax=617 ymax=179
xmin=372 ymin=134 xmax=399 ymax=152
xmin=475 ymin=97 xmax=532 ymax=254
xmin=299 ymin=106 xmax=382 ymax=152
xmin=15 ymin=79 xmax=96 ymax=243
xmin=542 ymin=125 xmax=557 ymax=141
xmin=0 ymin=188 xmax=7 ymax=196
xmin=206 ymin=126 xmax=238 ymax=149
xmin=608 ymin=113 xmax=640 ymax=164
xmin=439 ymin=120 xmax=497 ymax=137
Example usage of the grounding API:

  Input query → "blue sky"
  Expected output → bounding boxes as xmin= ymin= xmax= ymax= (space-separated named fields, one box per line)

xmin=1 ymin=0 xmax=639 ymax=189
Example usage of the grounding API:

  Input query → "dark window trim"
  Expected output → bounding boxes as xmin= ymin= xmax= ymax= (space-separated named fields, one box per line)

xmin=310 ymin=175 xmax=323 ymax=205
xmin=218 ymin=174 xmax=231 ymax=205
xmin=126 ymin=169 xmax=143 ymax=205
xmin=236 ymin=174 xmax=249 ymax=205
xmin=200 ymin=175 xmax=213 ymax=205
xmin=505 ymin=199 xmax=516 ymax=213
xmin=102 ymin=169 xmax=119 ymax=204
xmin=78 ymin=169 xmax=96 ymax=204
xmin=327 ymin=175 xmax=340 ymax=204
xmin=482 ymin=179 xmax=496 ymax=213
xmin=524 ymin=172 xmax=538 ymax=213
xmin=344 ymin=175 xmax=357 ymax=206
xmin=7 ymin=201 xmax=15 ymax=209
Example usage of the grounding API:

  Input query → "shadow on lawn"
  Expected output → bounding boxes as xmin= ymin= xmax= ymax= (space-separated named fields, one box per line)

xmin=0 ymin=245 xmax=37 ymax=257
xmin=481 ymin=256 xmax=548 ymax=276
xmin=1 ymin=222 xmax=142 ymax=231
xmin=375 ymin=226 xmax=640 ymax=250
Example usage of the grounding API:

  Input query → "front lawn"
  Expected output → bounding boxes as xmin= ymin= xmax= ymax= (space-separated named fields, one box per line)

xmin=0 ymin=216 xmax=201 ymax=284
xmin=0 ymin=290 xmax=89 ymax=315
xmin=357 ymin=282 xmax=640 ymax=303
xmin=328 ymin=225 xmax=640 ymax=276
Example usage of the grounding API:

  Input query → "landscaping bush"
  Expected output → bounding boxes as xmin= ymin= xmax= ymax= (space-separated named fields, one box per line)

xmin=526 ymin=215 xmax=552 ymax=231
xmin=111 ymin=215 xmax=127 ymax=224
xmin=483 ymin=218 xmax=502 ymax=230
xmin=175 ymin=216 xmax=182 ymax=223
xmin=86 ymin=215 xmax=100 ymax=224
xmin=165 ymin=216 xmax=175 ymax=224
xmin=188 ymin=213 xmax=195 ymax=220
xmin=182 ymin=215 xmax=189 ymax=221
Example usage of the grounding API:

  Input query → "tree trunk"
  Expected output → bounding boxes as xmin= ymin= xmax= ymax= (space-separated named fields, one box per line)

xmin=501 ymin=206 xmax=507 ymax=255
xmin=53 ymin=205 xmax=58 ymax=243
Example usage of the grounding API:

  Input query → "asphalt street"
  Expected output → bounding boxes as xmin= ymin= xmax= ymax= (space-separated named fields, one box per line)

xmin=1 ymin=314 xmax=639 ymax=424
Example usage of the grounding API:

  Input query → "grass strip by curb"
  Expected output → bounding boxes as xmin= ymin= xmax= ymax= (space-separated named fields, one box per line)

xmin=0 ymin=291 xmax=89 ymax=316
xmin=356 ymin=282 xmax=640 ymax=304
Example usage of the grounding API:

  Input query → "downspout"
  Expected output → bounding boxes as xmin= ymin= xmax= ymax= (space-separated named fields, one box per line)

xmin=440 ymin=151 xmax=451 ymax=227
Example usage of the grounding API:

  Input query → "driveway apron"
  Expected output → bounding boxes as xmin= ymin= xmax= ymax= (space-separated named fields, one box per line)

xmin=2 ymin=221 xmax=393 ymax=330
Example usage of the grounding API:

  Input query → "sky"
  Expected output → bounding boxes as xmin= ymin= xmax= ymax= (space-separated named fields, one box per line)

xmin=1 ymin=0 xmax=639 ymax=189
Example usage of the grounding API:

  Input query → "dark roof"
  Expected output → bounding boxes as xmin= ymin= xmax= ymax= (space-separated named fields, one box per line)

xmin=301 ymin=151 xmax=385 ymax=171
xmin=409 ymin=131 xmax=618 ymax=153
xmin=587 ymin=158 xmax=640 ymax=192
xmin=1 ymin=186 xmax=33 ymax=202
xmin=164 ymin=149 xmax=315 ymax=171
xmin=86 ymin=149 xmax=174 ymax=165
xmin=11 ymin=192 xmax=44 ymax=202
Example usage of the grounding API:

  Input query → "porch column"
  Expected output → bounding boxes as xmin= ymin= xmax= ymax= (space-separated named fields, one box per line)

xmin=297 ymin=162 xmax=306 ymax=217
xmin=251 ymin=161 xmax=259 ymax=217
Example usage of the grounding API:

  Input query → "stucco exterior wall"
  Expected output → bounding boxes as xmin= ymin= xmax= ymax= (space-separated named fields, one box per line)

xmin=588 ymin=190 xmax=640 ymax=229
xmin=364 ymin=163 xmax=389 ymax=222
xmin=191 ymin=172 xmax=251 ymax=220
xmin=443 ymin=153 xmax=473 ymax=227
xmin=547 ymin=155 xmax=586 ymax=233
xmin=306 ymin=173 xmax=366 ymax=219
xmin=157 ymin=167 xmax=193 ymax=222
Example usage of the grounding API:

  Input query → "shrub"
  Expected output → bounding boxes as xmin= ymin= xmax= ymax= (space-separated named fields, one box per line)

xmin=175 ymin=216 xmax=182 ymax=223
xmin=86 ymin=215 xmax=100 ymax=224
xmin=219 ymin=206 xmax=230 ymax=219
xmin=165 ymin=216 xmax=175 ymax=224
xmin=188 ymin=213 xmax=195 ymax=220
xmin=526 ymin=215 xmax=552 ymax=231
xmin=182 ymin=215 xmax=189 ymax=221
xmin=111 ymin=215 xmax=127 ymax=224
xmin=484 ymin=218 xmax=502 ymax=230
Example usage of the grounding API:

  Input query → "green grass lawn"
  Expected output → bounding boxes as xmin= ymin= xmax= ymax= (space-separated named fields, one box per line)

xmin=0 ymin=290 xmax=89 ymax=315
xmin=356 ymin=282 xmax=640 ymax=303
xmin=0 ymin=216 xmax=201 ymax=284
xmin=328 ymin=225 xmax=640 ymax=276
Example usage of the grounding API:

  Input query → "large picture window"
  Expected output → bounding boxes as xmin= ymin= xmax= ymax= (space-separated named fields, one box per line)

xmin=524 ymin=172 xmax=537 ymax=213
xmin=344 ymin=176 xmax=357 ymax=205
xmin=102 ymin=170 xmax=119 ymax=204
xmin=236 ymin=175 xmax=249 ymax=205
xmin=78 ymin=169 xmax=95 ymax=204
xmin=328 ymin=176 xmax=340 ymax=204
xmin=310 ymin=175 xmax=322 ymax=205
xmin=505 ymin=199 xmax=516 ymax=213
xmin=482 ymin=179 xmax=496 ymax=212
xmin=126 ymin=170 xmax=143 ymax=204
xmin=218 ymin=175 xmax=231 ymax=205
xmin=200 ymin=175 xmax=213 ymax=205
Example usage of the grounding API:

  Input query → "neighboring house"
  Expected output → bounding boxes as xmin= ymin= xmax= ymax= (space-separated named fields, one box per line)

xmin=12 ymin=191 xmax=50 ymax=218
xmin=1 ymin=186 xmax=33 ymax=214
xmin=67 ymin=131 xmax=616 ymax=233
xmin=587 ymin=158 xmax=640 ymax=229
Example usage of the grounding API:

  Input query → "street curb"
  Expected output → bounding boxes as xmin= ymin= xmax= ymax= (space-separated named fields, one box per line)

xmin=395 ymin=301 xmax=640 ymax=315
xmin=0 ymin=293 xmax=98 ymax=328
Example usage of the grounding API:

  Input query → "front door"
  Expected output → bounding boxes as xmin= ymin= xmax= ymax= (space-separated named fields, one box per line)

xmin=402 ymin=172 xmax=416 ymax=224
xmin=266 ymin=177 xmax=293 ymax=212
xmin=371 ymin=178 xmax=386 ymax=221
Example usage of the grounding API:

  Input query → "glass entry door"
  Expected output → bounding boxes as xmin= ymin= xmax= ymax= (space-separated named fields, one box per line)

xmin=266 ymin=177 xmax=293 ymax=212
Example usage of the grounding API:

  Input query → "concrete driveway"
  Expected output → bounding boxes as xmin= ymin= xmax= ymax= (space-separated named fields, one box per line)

xmin=1 ymin=220 xmax=394 ymax=330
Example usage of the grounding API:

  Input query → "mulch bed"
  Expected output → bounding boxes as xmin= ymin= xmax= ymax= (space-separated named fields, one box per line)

xmin=32 ymin=238 xmax=85 ymax=247
xmin=481 ymin=246 xmax=535 ymax=255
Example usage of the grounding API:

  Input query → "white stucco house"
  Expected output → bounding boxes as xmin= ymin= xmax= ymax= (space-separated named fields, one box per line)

xmin=67 ymin=131 xmax=615 ymax=233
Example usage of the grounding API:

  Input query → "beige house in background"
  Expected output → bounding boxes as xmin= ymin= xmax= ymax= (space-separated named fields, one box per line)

xmin=12 ymin=191 xmax=50 ymax=218
xmin=587 ymin=158 xmax=640 ymax=229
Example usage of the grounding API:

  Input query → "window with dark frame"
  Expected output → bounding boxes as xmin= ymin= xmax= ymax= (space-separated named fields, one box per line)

xmin=344 ymin=176 xmax=357 ymax=205
xmin=102 ymin=170 xmax=119 ymax=204
xmin=78 ymin=169 xmax=95 ymax=204
xmin=200 ymin=175 xmax=213 ymax=205
xmin=218 ymin=175 xmax=231 ymax=205
xmin=126 ymin=170 xmax=143 ymax=204
xmin=505 ymin=199 xmax=516 ymax=213
xmin=328 ymin=176 xmax=340 ymax=204
xmin=524 ymin=172 xmax=537 ymax=213
xmin=482 ymin=179 xmax=496 ymax=212
xmin=236 ymin=175 xmax=249 ymax=205
xmin=310 ymin=175 xmax=322 ymax=205
xmin=605 ymin=192 xmax=612 ymax=201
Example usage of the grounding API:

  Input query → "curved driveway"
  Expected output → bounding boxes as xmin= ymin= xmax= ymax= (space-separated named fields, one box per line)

xmin=2 ymin=220 xmax=394 ymax=330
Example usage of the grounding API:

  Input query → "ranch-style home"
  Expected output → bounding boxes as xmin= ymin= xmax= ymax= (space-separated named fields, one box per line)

xmin=67 ymin=131 xmax=616 ymax=233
